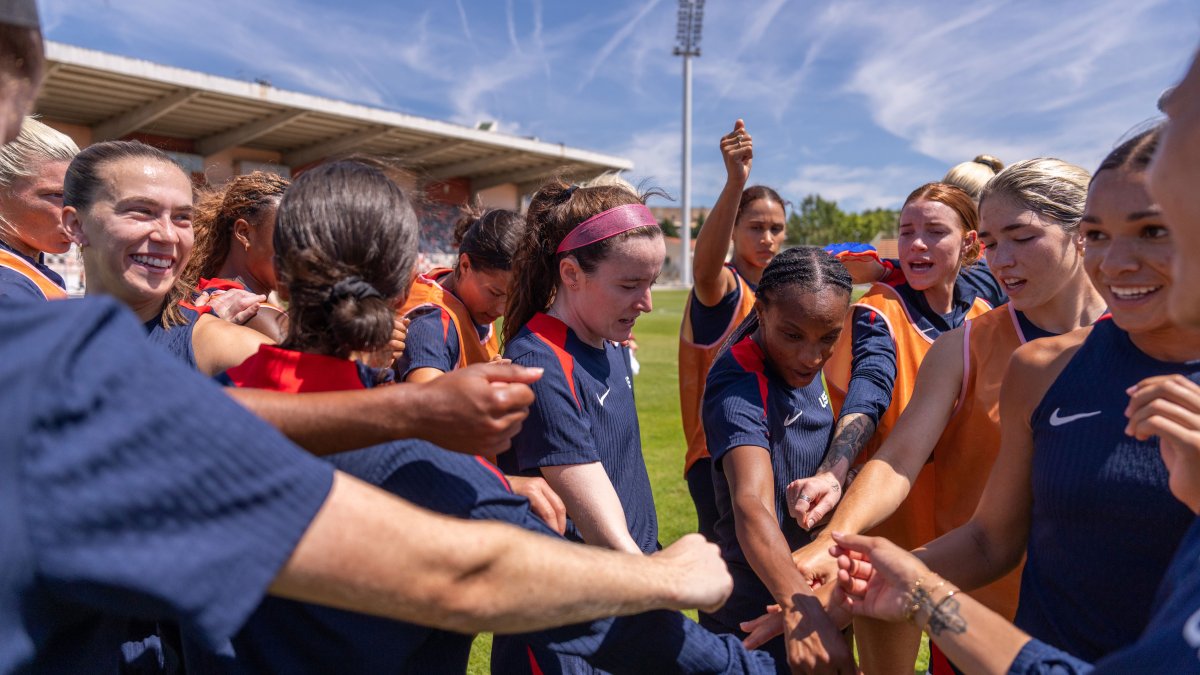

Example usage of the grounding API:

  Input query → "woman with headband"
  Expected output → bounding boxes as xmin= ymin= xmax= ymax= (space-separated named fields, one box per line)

xmin=680 ymin=119 xmax=788 ymax=543
xmin=494 ymin=180 xmax=665 ymax=673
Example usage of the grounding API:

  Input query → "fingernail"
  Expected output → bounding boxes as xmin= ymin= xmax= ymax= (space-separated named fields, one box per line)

xmin=1126 ymin=385 xmax=1137 ymax=395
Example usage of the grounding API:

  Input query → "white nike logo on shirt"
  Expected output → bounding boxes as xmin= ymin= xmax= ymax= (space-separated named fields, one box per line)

xmin=784 ymin=410 xmax=803 ymax=426
xmin=1048 ymin=408 xmax=1102 ymax=427
xmin=597 ymin=388 xmax=611 ymax=406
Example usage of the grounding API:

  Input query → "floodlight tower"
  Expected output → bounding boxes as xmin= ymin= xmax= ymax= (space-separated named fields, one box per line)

xmin=674 ymin=0 xmax=703 ymax=286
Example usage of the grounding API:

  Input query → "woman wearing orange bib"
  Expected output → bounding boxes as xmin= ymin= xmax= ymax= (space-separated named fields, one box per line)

xmin=680 ymin=119 xmax=787 ymax=542
xmin=0 ymin=117 xmax=77 ymax=301
xmin=801 ymin=182 xmax=1000 ymax=674
xmin=786 ymin=159 xmax=1103 ymax=673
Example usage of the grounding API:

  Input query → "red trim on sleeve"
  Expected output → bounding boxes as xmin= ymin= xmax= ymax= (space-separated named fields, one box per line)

xmin=526 ymin=646 xmax=545 ymax=675
xmin=729 ymin=336 xmax=770 ymax=419
xmin=474 ymin=456 xmax=513 ymax=492
xmin=197 ymin=277 xmax=246 ymax=292
xmin=526 ymin=313 xmax=580 ymax=409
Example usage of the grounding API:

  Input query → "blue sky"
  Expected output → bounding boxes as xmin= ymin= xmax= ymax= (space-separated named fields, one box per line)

xmin=40 ymin=0 xmax=1200 ymax=211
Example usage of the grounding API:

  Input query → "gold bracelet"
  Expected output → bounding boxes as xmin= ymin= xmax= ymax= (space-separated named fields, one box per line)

xmin=903 ymin=577 xmax=945 ymax=625
xmin=923 ymin=589 xmax=960 ymax=632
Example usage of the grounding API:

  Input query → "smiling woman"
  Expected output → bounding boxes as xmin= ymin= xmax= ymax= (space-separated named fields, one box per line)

xmin=63 ymin=140 xmax=269 ymax=375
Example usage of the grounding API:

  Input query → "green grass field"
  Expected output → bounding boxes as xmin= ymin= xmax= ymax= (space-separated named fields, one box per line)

xmin=467 ymin=289 xmax=928 ymax=673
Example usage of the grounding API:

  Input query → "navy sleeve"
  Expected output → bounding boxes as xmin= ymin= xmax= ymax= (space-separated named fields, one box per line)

xmin=688 ymin=284 xmax=741 ymax=345
xmin=841 ymin=306 xmax=897 ymax=423
xmin=961 ymin=260 xmax=1008 ymax=308
xmin=0 ymin=267 xmax=49 ymax=301
xmin=396 ymin=306 xmax=459 ymax=379
xmin=508 ymin=343 xmax=599 ymax=470
xmin=1008 ymin=640 xmax=1093 ymax=674
xmin=15 ymin=298 xmax=335 ymax=650
xmin=702 ymin=366 xmax=770 ymax=464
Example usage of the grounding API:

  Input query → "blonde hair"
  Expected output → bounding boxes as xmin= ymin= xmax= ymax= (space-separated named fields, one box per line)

xmin=942 ymin=155 xmax=1003 ymax=199
xmin=0 ymin=117 xmax=79 ymax=188
xmin=978 ymin=158 xmax=1091 ymax=234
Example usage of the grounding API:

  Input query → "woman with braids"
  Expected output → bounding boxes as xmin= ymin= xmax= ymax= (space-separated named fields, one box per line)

xmin=63 ymin=140 xmax=269 ymax=375
xmin=777 ymin=159 xmax=1104 ymax=674
xmin=206 ymin=160 xmax=776 ymax=675
xmin=185 ymin=170 xmax=290 ymax=341
xmin=0 ymin=116 xmax=77 ymax=300
xmin=698 ymin=246 xmax=854 ymax=673
xmin=792 ymin=182 xmax=996 ymax=675
xmin=825 ymin=123 xmax=1200 ymax=674
xmin=680 ymin=119 xmax=788 ymax=543
xmin=396 ymin=207 xmax=522 ymax=382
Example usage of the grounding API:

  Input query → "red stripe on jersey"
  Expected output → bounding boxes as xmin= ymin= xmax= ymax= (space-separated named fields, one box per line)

xmin=869 ymin=310 xmax=877 ymax=324
xmin=474 ymin=456 xmax=512 ymax=492
xmin=730 ymin=336 xmax=770 ymax=419
xmin=197 ymin=277 xmax=245 ymax=293
xmin=526 ymin=646 xmax=545 ymax=675
xmin=224 ymin=345 xmax=367 ymax=393
xmin=437 ymin=307 xmax=452 ymax=342
xmin=526 ymin=312 xmax=580 ymax=409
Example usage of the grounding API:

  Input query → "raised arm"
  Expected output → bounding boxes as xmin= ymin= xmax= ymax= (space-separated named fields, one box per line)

xmin=692 ymin=119 xmax=752 ymax=306
xmin=272 ymin=471 xmax=735 ymax=633
xmin=228 ymin=362 xmax=541 ymax=456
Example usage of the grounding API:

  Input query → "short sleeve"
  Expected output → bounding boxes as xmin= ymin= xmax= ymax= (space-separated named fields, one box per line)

xmin=16 ymin=298 xmax=335 ymax=649
xmin=842 ymin=306 xmax=897 ymax=423
xmin=702 ymin=366 xmax=770 ymax=465
xmin=396 ymin=306 xmax=459 ymax=378
xmin=1008 ymin=639 xmax=1093 ymax=674
xmin=507 ymin=343 xmax=599 ymax=470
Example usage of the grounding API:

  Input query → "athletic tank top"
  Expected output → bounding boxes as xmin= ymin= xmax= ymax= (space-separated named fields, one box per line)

xmin=1018 ymin=318 xmax=1198 ymax=662
xmin=679 ymin=265 xmax=757 ymax=475
xmin=824 ymin=281 xmax=992 ymax=548
xmin=399 ymin=267 xmax=499 ymax=369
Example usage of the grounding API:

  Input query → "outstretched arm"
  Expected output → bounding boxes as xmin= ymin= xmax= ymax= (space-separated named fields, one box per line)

xmin=272 ymin=472 xmax=735 ymax=633
xmin=692 ymin=119 xmax=753 ymax=306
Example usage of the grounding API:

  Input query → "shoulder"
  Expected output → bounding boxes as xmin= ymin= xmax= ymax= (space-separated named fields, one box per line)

xmin=1006 ymin=326 xmax=1093 ymax=399
xmin=0 ymin=267 xmax=47 ymax=301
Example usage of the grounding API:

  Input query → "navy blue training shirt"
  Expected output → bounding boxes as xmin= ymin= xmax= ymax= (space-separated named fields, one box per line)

xmin=393 ymin=303 xmax=490 ymax=378
xmin=199 ymin=439 xmax=776 ymax=674
xmin=0 ymin=239 xmax=66 ymax=301
xmin=144 ymin=304 xmax=204 ymax=369
xmin=688 ymin=265 xmax=758 ymax=346
xmin=0 ymin=297 xmax=333 ymax=673
xmin=1019 ymin=318 xmax=1198 ymax=662
xmin=498 ymin=312 xmax=659 ymax=554
xmin=702 ymin=335 xmax=835 ymax=636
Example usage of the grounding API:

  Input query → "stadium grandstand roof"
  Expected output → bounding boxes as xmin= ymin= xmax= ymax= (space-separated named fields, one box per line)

xmin=34 ymin=42 xmax=632 ymax=194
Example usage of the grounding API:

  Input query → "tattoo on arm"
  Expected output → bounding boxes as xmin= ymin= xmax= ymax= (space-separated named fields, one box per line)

xmin=814 ymin=414 xmax=877 ymax=478
xmin=927 ymin=596 xmax=967 ymax=637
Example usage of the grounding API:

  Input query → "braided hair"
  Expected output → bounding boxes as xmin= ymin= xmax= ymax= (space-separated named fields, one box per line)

xmin=720 ymin=245 xmax=852 ymax=354
xmin=185 ymin=171 xmax=289 ymax=289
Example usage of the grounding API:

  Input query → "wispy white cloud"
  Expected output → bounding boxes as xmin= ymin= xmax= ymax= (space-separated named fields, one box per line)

xmin=453 ymin=0 xmax=474 ymax=42
xmin=784 ymin=164 xmax=921 ymax=212
xmin=582 ymin=0 xmax=664 ymax=88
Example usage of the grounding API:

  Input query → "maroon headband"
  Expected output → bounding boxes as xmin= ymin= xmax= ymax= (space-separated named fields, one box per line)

xmin=555 ymin=203 xmax=657 ymax=254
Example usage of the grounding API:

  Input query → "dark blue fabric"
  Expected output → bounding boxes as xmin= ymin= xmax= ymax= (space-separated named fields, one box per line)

xmin=685 ymin=457 xmax=720 ymax=543
xmin=395 ymin=305 xmax=461 ymax=378
xmin=0 ymin=239 xmax=66 ymax=300
xmin=498 ymin=319 xmax=659 ymax=554
xmin=0 ymin=297 xmax=333 ymax=674
xmin=1014 ymin=308 xmax=1058 ymax=342
xmin=143 ymin=305 xmax=202 ymax=369
xmin=701 ymin=336 xmax=835 ymax=640
xmin=1018 ymin=318 xmax=1198 ymax=662
xmin=688 ymin=265 xmax=756 ymax=346
xmin=841 ymin=267 xmax=998 ymax=423
xmin=188 ymin=439 xmax=776 ymax=674
xmin=1008 ymin=516 xmax=1200 ymax=674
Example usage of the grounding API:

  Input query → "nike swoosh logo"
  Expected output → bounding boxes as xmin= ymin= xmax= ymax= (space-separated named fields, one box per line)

xmin=784 ymin=410 xmax=803 ymax=426
xmin=597 ymin=388 xmax=611 ymax=406
xmin=1048 ymin=408 xmax=1102 ymax=427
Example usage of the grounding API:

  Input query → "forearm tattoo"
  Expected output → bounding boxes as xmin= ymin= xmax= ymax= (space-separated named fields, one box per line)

xmin=927 ymin=595 xmax=967 ymax=637
xmin=815 ymin=414 xmax=877 ymax=477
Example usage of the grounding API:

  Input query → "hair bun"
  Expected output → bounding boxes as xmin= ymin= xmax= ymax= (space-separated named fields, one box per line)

xmin=973 ymin=155 xmax=1003 ymax=173
xmin=326 ymin=276 xmax=382 ymax=306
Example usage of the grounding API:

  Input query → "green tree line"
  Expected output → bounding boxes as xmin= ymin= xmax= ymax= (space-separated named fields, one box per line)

xmin=660 ymin=194 xmax=898 ymax=246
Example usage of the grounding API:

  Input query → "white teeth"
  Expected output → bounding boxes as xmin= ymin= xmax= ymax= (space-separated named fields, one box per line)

xmin=131 ymin=254 xmax=171 ymax=269
xmin=1109 ymin=285 xmax=1161 ymax=299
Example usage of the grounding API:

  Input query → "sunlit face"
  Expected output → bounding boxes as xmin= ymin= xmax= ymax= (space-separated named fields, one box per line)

xmin=897 ymin=199 xmax=974 ymax=291
xmin=1147 ymin=51 xmax=1200 ymax=328
xmin=241 ymin=201 xmax=279 ymax=293
xmin=0 ymin=159 xmax=71 ymax=257
xmin=66 ymin=158 xmax=194 ymax=316
xmin=563 ymin=234 xmax=665 ymax=343
xmin=1080 ymin=169 xmax=1172 ymax=335
xmin=733 ymin=198 xmax=786 ymax=271
xmin=978 ymin=195 xmax=1085 ymax=312
xmin=456 ymin=254 xmax=512 ymax=327
xmin=755 ymin=285 xmax=848 ymax=389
